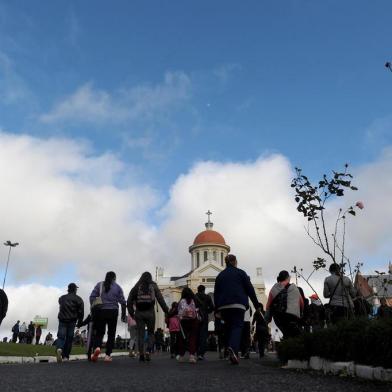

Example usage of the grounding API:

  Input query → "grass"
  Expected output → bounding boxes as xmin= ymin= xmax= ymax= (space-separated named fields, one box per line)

xmin=0 ymin=343 xmax=127 ymax=357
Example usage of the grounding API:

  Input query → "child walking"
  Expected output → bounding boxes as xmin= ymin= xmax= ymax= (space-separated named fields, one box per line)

xmin=167 ymin=302 xmax=180 ymax=359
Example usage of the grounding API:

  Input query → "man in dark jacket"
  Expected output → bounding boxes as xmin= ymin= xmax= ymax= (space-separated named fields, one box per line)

xmin=56 ymin=283 xmax=84 ymax=362
xmin=214 ymin=254 xmax=261 ymax=364
xmin=0 ymin=288 xmax=8 ymax=327
xmin=195 ymin=285 xmax=214 ymax=360
xmin=12 ymin=320 xmax=20 ymax=343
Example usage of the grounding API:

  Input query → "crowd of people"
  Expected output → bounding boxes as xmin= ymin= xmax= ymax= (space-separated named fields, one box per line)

xmin=10 ymin=320 xmax=42 ymax=344
xmin=2 ymin=253 xmax=392 ymax=365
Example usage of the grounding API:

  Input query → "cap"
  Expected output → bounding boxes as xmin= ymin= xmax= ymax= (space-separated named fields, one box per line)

xmin=68 ymin=283 xmax=79 ymax=291
xmin=309 ymin=293 xmax=319 ymax=300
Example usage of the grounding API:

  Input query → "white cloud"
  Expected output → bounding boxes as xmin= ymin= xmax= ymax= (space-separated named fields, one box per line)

xmin=39 ymin=71 xmax=191 ymax=126
xmin=0 ymin=132 xmax=391 ymax=337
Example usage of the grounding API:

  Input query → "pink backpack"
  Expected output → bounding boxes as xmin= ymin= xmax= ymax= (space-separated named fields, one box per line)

xmin=168 ymin=316 xmax=180 ymax=332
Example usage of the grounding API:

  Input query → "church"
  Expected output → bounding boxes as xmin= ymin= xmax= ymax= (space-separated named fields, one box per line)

xmin=155 ymin=211 xmax=267 ymax=330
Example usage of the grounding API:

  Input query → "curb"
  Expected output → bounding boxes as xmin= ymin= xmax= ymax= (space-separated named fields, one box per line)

xmin=0 ymin=351 xmax=129 ymax=365
xmin=285 ymin=357 xmax=392 ymax=382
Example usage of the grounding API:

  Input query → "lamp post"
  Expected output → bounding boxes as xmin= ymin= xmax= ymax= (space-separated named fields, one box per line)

xmin=385 ymin=62 xmax=392 ymax=73
xmin=3 ymin=241 xmax=19 ymax=290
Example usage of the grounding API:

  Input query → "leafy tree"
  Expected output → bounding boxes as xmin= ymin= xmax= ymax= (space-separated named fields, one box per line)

xmin=291 ymin=164 xmax=363 ymax=284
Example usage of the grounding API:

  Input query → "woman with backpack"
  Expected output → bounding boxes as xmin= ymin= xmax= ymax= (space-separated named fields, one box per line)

xmin=89 ymin=271 xmax=127 ymax=362
xmin=177 ymin=287 xmax=199 ymax=364
xmin=127 ymin=272 xmax=169 ymax=362
xmin=265 ymin=270 xmax=303 ymax=339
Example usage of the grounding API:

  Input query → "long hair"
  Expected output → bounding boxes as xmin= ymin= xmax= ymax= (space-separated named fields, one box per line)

xmin=137 ymin=271 xmax=153 ymax=294
xmin=104 ymin=271 xmax=116 ymax=293
xmin=181 ymin=287 xmax=195 ymax=304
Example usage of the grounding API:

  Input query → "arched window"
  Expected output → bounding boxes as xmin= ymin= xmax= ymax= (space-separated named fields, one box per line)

xmin=213 ymin=251 xmax=217 ymax=261
xmin=204 ymin=251 xmax=208 ymax=262
xmin=221 ymin=252 xmax=224 ymax=266
xmin=196 ymin=252 xmax=200 ymax=268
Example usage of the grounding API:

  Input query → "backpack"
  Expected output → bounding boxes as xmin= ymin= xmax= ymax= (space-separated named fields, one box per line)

xmin=136 ymin=283 xmax=156 ymax=310
xmin=181 ymin=299 xmax=197 ymax=319
xmin=270 ymin=284 xmax=290 ymax=315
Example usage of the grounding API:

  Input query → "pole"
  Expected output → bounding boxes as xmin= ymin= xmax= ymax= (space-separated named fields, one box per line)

xmin=2 ymin=246 xmax=12 ymax=290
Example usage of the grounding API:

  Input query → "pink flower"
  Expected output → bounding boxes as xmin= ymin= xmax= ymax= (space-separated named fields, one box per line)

xmin=356 ymin=201 xmax=364 ymax=210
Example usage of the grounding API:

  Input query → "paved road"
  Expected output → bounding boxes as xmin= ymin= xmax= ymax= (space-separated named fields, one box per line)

xmin=0 ymin=353 xmax=390 ymax=392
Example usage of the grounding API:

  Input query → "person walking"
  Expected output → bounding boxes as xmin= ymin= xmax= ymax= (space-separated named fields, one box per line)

xmin=323 ymin=263 xmax=356 ymax=324
xmin=0 ymin=288 xmax=8 ymax=327
xmin=167 ymin=302 xmax=180 ymax=359
xmin=11 ymin=320 xmax=20 ymax=343
xmin=127 ymin=313 xmax=137 ymax=358
xmin=90 ymin=271 xmax=127 ymax=363
xmin=35 ymin=325 xmax=42 ymax=345
xmin=55 ymin=283 xmax=84 ymax=362
xmin=265 ymin=270 xmax=303 ymax=339
xmin=27 ymin=321 xmax=35 ymax=344
xmin=240 ymin=308 xmax=252 ymax=359
xmin=177 ymin=287 xmax=199 ymax=363
xmin=214 ymin=254 xmax=261 ymax=365
xmin=127 ymin=271 xmax=169 ymax=362
xmin=18 ymin=322 xmax=27 ymax=343
xmin=77 ymin=313 xmax=94 ymax=360
xmin=195 ymin=285 xmax=214 ymax=360
xmin=252 ymin=304 xmax=269 ymax=358
xmin=214 ymin=312 xmax=225 ymax=359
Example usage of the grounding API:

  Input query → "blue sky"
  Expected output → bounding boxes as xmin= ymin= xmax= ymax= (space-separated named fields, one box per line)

xmin=1 ymin=2 xmax=392 ymax=330
xmin=1 ymin=0 xmax=391 ymax=192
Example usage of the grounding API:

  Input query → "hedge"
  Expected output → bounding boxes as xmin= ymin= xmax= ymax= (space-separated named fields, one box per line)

xmin=277 ymin=318 xmax=392 ymax=368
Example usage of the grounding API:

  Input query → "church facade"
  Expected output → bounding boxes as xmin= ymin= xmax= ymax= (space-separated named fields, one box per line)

xmin=155 ymin=213 xmax=267 ymax=330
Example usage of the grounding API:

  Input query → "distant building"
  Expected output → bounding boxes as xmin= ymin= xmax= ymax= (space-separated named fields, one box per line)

xmin=155 ymin=212 xmax=267 ymax=330
xmin=355 ymin=262 xmax=392 ymax=307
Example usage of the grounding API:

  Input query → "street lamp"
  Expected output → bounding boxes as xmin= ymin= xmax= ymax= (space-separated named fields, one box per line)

xmin=3 ymin=241 xmax=19 ymax=290
xmin=385 ymin=62 xmax=392 ymax=73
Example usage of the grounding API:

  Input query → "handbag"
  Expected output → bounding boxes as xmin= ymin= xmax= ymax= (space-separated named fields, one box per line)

xmin=91 ymin=282 xmax=104 ymax=309
xmin=127 ymin=315 xmax=137 ymax=328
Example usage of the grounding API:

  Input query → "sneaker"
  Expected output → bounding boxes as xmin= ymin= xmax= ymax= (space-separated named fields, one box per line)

xmin=145 ymin=352 xmax=151 ymax=362
xmin=104 ymin=355 xmax=112 ymax=362
xmin=56 ymin=348 xmax=63 ymax=363
xmin=197 ymin=355 xmax=204 ymax=361
xmin=189 ymin=355 xmax=197 ymax=364
xmin=243 ymin=352 xmax=250 ymax=360
xmin=63 ymin=357 xmax=69 ymax=362
xmin=129 ymin=351 xmax=136 ymax=358
xmin=139 ymin=354 xmax=145 ymax=362
xmin=176 ymin=355 xmax=185 ymax=362
xmin=228 ymin=347 xmax=239 ymax=365
xmin=91 ymin=347 xmax=101 ymax=362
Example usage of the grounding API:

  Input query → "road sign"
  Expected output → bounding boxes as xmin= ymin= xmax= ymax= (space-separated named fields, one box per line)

xmin=33 ymin=316 xmax=48 ymax=328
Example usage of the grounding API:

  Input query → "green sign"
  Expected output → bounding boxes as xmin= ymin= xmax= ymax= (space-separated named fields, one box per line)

xmin=33 ymin=316 xmax=48 ymax=328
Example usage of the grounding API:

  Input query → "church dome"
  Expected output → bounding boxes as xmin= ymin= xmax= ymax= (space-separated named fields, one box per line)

xmin=193 ymin=230 xmax=226 ymax=245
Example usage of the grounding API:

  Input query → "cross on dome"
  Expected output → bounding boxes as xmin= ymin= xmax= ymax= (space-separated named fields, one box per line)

xmin=205 ymin=210 xmax=213 ymax=230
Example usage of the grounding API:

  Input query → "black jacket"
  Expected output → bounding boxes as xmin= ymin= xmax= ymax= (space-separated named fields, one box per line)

xmin=127 ymin=282 xmax=169 ymax=314
xmin=195 ymin=292 xmax=214 ymax=321
xmin=214 ymin=265 xmax=260 ymax=310
xmin=0 ymin=289 xmax=8 ymax=325
xmin=58 ymin=292 xmax=84 ymax=323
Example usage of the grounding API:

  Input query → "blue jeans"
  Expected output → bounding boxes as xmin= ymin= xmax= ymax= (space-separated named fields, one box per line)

xmin=56 ymin=321 xmax=76 ymax=358
xmin=221 ymin=308 xmax=245 ymax=356
xmin=197 ymin=319 xmax=209 ymax=356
